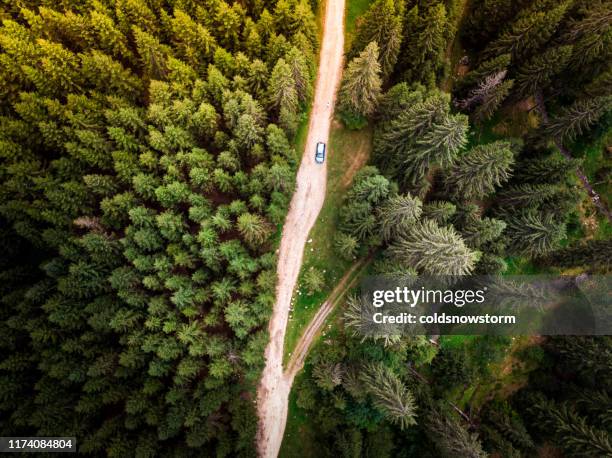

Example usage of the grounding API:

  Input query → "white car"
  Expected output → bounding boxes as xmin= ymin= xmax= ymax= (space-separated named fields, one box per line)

xmin=315 ymin=142 xmax=326 ymax=164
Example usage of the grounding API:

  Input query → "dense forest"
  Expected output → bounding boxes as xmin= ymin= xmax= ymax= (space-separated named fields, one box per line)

xmin=294 ymin=0 xmax=611 ymax=456
xmin=0 ymin=0 xmax=318 ymax=455
xmin=0 ymin=0 xmax=610 ymax=456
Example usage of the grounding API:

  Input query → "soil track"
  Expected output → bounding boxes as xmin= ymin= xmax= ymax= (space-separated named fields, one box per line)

xmin=255 ymin=0 xmax=345 ymax=456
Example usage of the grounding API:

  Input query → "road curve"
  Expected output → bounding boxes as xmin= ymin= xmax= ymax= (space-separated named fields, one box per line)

xmin=255 ymin=0 xmax=345 ymax=456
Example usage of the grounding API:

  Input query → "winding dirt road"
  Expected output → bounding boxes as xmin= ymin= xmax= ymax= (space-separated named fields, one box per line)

xmin=256 ymin=0 xmax=345 ymax=456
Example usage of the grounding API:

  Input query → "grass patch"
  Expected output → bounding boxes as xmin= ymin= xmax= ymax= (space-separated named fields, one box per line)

xmin=439 ymin=335 xmax=477 ymax=349
xmin=344 ymin=0 xmax=372 ymax=49
xmin=280 ymin=374 xmax=317 ymax=458
xmin=283 ymin=124 xmax=373 ymax=364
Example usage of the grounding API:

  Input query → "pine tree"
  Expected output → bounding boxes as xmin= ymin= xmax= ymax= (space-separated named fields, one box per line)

xmin=445 ymin=141 xmax=514 ymax=199
xmin=398 ymin=3 xmax=450 ymax=86
xmin=410 ymin=112 xmax=469 ymax=178
xmin=473 ymin=79 xmax=514 ymax=123
xmin=497 ymin=183 xmax=565 ymax=210
xmin=388 ymin=219 xmax=479 ymax=275
xmin=513 ymin=153 xmax=578 ymax=184
xmin=334 ymin=232 xmax=359 ymax=260
xmin=515 ymin=45 xmax=573 ymax=97
xmin=361 ymin=362 xmax=417 ymax=429
xmin=268 ymin=57 xmax=298 ymax=115
xmin=338 ymin=41 xmax=383 ymax=120
xmin=426 ymin=404 xmax=488 ymax=458
xmin=374 ymin=90 xmax=468 ymax=183
xmin=565 ymin=2 xmax=612 ymax=71
xmin=285 ymin=47 xmax=312 ymax=103
xmin=303 ymin=266 xmax=325 ymax=295
xmin=545 ymin=240 xmax=612 ymax=272
xmin=505 ymin=211 xmax=566 ymax=256
xmin=377 ymin=193 xmax=423 ymax=241
xmin=484 ymin=0 xmax=571 ymax=62
xmin=460 ymin=217 xmax=507 ymax=249
xmin=532 ymin=399 xmax=612 ymax=457
xmin=423 ymin=201 xmax=457 ymax=224
xmin=544 ymin=95 xmax=612 ymax=141
xmin=455 ymin=70 xmax=508 ymax=111
xmin=455 ymin=53 xmax=511 ymax=94
xmin=313 ymin=361 xmax=344 ymax=391
xmin=348 ymin=0 xmax=403 ymax=80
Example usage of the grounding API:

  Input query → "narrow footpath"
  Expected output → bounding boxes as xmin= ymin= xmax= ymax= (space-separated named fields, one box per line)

xmin=255 ymin=0 xmax=345 ymax=456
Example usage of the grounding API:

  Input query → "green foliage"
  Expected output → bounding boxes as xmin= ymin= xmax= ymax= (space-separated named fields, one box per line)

xmin=339 ymin=168 xmax=391 ymax=245
xmin=445 ymin=141 xmax=515 ymax=199
xmin=545 ymin=96 xmax=612 ymax=142
xmin=338 ymin=41 xmax=383 ymax=121
xmin=377 ymin=193 xmax=423 ymax=242
xmin=361 ymin=362 xmax=417 ymax=429
xmin=396 ymin=2 xmax=453 ymax=87
xmin=348 ymin=0 xmax=402 ymax=81
xmin=0 ymin=0 xmax=316 ymax=453
xmin=505 ymin=211 xmax=566 ymax=256
xmin=388 ymin=219 xmax=480 ymax=275
xmin=303 ymin=266 xmax=326 ymax=295
xmin=374 ymin=87 xmax=468 ymax=186
xmin=426 ymin=403 xmax=488 ymax=458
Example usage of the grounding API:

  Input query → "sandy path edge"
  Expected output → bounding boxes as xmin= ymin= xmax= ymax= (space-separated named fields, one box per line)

xmin=255 ymin=0 xmax=345 ymax=456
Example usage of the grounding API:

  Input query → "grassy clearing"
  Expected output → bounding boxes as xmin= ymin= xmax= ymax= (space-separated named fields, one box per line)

xmin=344 ymin=0 xmax=372 ymax=50
xmin=280 ymin=375 xmax=317 ymax=458
xmin=283 ymin=125 xmax=373 ymax=364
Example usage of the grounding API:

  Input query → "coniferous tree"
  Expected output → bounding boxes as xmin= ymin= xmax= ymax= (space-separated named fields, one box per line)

xmin=426 ymin=404 xmax=488 ymax=458
xmin=334 ymin=232 xmax=359 ymax=260
xmin=505 ymin=211 xmax=566 ymax=256
xmin=348 ymin=0 xmax=403 ymax=81
xmin=374 ymin=89 xmax=468 ymax=184
xmin=361 ymin=362 xmax=417 ymax=430
xmin=544 ymin=240 xmax=612 ymax=272
xmin=388 ymin=219 xmax=479 ymax=275
xmin=544 ymin=95 xmax=612 ymax=142
xmin=515 ymin=45 xmax=573 ymax=97
xmin=398 ymin=3 xmax=450 ymax=86
xmin=377 ymin=193 xmax=423 ymax=242
xmin=303 ymin=266 xmax=325 ymax=295
xmin=423 ymin=201 xmax=457 ymax=224
xmin=338 ymin=41 xmax=383 ymax=123
xmin=531 ymin=400 xmax=612 ymax=457
xmin=484 ymin=0 xmax=572 ymax=62
xmin=445 ymin=141 xmax=514 ymax=199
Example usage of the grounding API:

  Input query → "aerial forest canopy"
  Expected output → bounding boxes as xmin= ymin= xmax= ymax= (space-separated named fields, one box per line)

xmin=0 ymin=0 xmax=317 ymax=455
xmin=297 ymin=0 xmax=611 ymax=457
xmin=0 ymin=0 xmax=610 ymax=456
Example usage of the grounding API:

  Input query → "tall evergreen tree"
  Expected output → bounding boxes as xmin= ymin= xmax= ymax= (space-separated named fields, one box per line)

xmin=515 ymin=45 xmax=573 ymax=97
xmin=484 ymin=0 xmax=571 ymax=62
xmin=544 ymin=95 xmax=612 ymax=141
xmin=388 ymin=219 xmax=479 ymax=275
xmin=426 ymin=404 xmax=488 ymax=458
xmin=348 ymin=0 xmax=403 ymax=80
xmin=505 ymin=211 xmax=566 ymax=256
xmin=445 ymin=141 xmax=514 ymax=199
xmin=377 ymin=193 xmax=423 ymax=242
xmin=338 ymin=41 xmax=383 ymax=121
xmin=361 ymin=362 xmax=417 ymax=430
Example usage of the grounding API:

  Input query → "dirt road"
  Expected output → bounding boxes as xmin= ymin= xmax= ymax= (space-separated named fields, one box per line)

xmin=255 ymin=0 xmax=345 ymax=456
